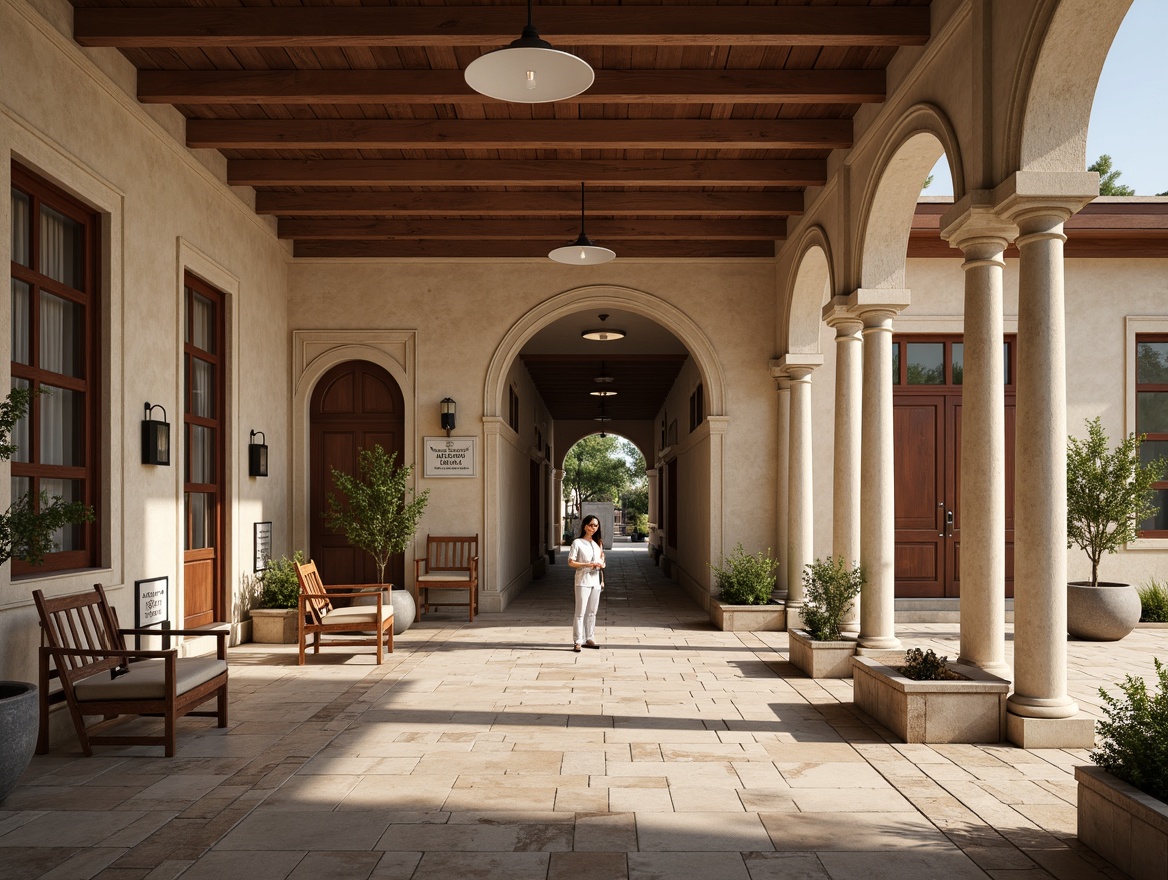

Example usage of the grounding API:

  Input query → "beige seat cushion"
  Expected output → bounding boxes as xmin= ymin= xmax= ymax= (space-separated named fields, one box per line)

xmin=74 ymin=657 xmax=227 ymax=702
xmin=417 ymin=572 xmax=472 ymax=582
xmin=320 ymin=604 xmax=393 ymax=625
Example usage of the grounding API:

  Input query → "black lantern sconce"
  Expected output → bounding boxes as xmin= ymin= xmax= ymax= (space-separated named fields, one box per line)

xmin=440 ymin=398 xmax=457 ymax=436
xmin=141 ymin=403 xmax=170 ymax=466
xmin=248 ymin=431 xmax=269 ymax=478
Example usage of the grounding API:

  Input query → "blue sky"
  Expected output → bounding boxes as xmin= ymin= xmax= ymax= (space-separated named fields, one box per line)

xmin=923 ymin=0 xmax=1166 ymax=197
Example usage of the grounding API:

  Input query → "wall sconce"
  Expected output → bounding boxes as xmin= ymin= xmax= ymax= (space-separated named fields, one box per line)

xmin=248 ymin=430 xmax=269 ymax=478
xmin=441 ymin=398 xmax=457 ymax=436
xmin=141 ymin=403 xmax=170 ymax=466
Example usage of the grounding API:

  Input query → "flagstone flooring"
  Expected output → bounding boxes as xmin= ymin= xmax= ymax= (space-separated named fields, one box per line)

xmin=2 ymin=544 xmax=1163 ymax=880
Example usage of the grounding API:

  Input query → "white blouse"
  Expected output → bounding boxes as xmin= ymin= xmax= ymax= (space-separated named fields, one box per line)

xmin=569 ymin=537 xmax=603 ymax=587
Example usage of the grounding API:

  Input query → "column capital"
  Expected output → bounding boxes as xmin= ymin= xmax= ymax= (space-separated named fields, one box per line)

xmin=992 ymin=171 xmax=1097 ymax=229
xmin=940 ymin=191 xmax=1017 ymax=258
xmin=821 ymin=297 xmax=865 ymax=334
xmin=845 ymin=288 xmax=911 ymax=323
xmin=770 ymin=354 xmax=823 ymax=382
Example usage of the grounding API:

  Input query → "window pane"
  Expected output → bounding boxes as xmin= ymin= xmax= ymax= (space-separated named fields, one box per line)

xmin=40 ymin=292 xmax=84 ymax=378
xmin=1142 ymin=489 xmax=1168 ymax=533
xmin=190 ymin=358 xmax=214 ymax=419
xmin=1138 ymin=392 xmax=1168 ymax=435
xmin=11 ymin=378 xmax=30 ymax=463
xmin=185 ymin=492 xmax=214 ymax=550
xmin=40 ymin=385 xmax=84 ymax=466
xmin=11 ymin=188 xmax=30 ymax=267
xmin=188 ymin=424 xmax=214 ymax=484
xmin=12 ymin=279 xmax=30 ymax=365
xmin=1003 ymin=342 xmax=1011 ymax=385
xmin=907 ymin=342 xmax=945 ymax=385
xmin=39 ymin=206 xmax=83 ymax=289
xmin=11 ymin=477 xmax=29 ymax=504
xmin=1141 ymin=440 xmax=1168 ymax=468
xmin=187 ymin=290 xmax=215 ymax=353
xmin=952 ymin=343 xmax=964 ymax=385
xmin=892 ymin=344 xmax=900 ymax=385
xmin=1138 ymin=342 xmax=1168 ymax=385
xmin=40 ymin=478 xmax=84 ymax=551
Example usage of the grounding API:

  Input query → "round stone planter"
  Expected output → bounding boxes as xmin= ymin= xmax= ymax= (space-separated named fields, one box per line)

xmin=0 ymin=681 xmax=38 ymax=804
xmin=389 ymin=589 xmax=416 ymax=635
xmin=1067 ymin=582 xmax=1141 ymax=641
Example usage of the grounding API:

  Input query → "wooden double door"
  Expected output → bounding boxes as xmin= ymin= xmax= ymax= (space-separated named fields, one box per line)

xmin=893 ymin=336 xmax=1016 ymax=599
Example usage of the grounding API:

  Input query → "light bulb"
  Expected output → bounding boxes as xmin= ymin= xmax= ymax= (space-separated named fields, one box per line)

xmin=579 ymin=249 xmax=587 ymax=261
xmin=525 ymin=70 xmax=537 ymax=90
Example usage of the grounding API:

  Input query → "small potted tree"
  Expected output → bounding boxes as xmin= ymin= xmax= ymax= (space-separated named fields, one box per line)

xmin=325 ymin=445 xmax=429 ymax=634
xmin=708 ymin=543 xmax=782 ymax=631
xmin=250 ymin=551 xmax=304 ymax=644
xmin=1066 ymin=417 xmax=1165 ymax=640
xmin=789 ymin=556 xmax=862 ymax=678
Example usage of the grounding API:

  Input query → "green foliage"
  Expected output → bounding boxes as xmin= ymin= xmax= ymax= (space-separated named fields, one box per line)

xmin=324 ymin=445 xmax=430 ymax=586
xmin=630 ymin=512 xmax=649 ymax=537
xmin=0 ymin=387 xmax=94 ymax=567
xmin=1067 ymin=418 xmax=1166 ymax=586
xmin=1089 ymin=154 xmax=1136 ymax=196
xmin=1139 ymin=578 xmax=1168 ymax=623
xmin=900 ymin=648 xmax=959 ymax=681
xmin=709 ymin=543 xmax=778 ymax=606
xmin=1093 ymin=659 xmax=1168 ymax=803
xmin=562 ymin=435 xmax=640 ymax=516
xmin=260 ymin=551 xmax=305 ymax=609
xmin=622 ymin=484 xmax=649 ymax=518
xmin=800 ymin=556 xmax=863 ymax=642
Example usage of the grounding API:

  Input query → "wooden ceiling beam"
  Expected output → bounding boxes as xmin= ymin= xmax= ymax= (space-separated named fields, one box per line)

xmin=228 ymin=158 xmax=827 ymax=187
xmin=293 ymin=240 xmax=777 ymax=258
xmin=138 ymin=68 xmax=886 ymax=105
xmin=187 ymin=118 xmax=852 ymax=151
xmin=76 ymin=7 xmax=930 ymax=49
xmin=277 ymin=218 xmax=786 ymax=240
xmin=255 ymin=189 xmax=805 ymax=217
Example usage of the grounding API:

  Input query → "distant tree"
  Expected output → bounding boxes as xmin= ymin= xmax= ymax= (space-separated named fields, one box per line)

xmin=562 ymin=435 xmax=637 ymax=518
xmin=1159 ymin=190 xmax=1168 ymax=197
xmin=1089 ymin=154 xmax=1136 ymax=196
xmin=922 ymin=173 xmax=934 ymax=191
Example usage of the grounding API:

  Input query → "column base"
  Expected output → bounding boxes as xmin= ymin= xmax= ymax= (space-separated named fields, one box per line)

xmin=1006 ymin=712 xmax=1096 ymax=749
xmin=856 ymin=636 xmax=902 ymax=652
xmin=957 ymin=657 xmax=1011 ymax=679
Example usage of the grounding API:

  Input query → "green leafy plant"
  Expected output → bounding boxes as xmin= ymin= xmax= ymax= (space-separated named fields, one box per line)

xmin=800 ymin=556 xmax=863 ymax=642
xmin=1139 ymin=578 xmax=1168 ymax=623
xmin=1093 ymin=658 xmax=1168 ymax=803
xmin=709 ymin=543 xmax=778 ymax=606
xmin=0 ymin=387 xmax=94 ymax=567
xmin=259 ymin=551 xmax=305 ymax=610
xmin=900 ymin=648 xmax=959 ymax=681
xmin=1067 ymin=417 xmax=1166 ymax=587
xmin=630 ymin=512 xmax=649 ymax=537
xmin=324 ymin=445 xmax=429 ymax=586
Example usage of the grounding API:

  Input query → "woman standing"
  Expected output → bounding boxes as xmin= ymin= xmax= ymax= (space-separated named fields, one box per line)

xmin=568 ymin=515 xmax=605 ymax=652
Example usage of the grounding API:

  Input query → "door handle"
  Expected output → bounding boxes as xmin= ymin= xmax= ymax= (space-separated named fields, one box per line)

xmin=945 ymin=509 xmax=954 ymax=537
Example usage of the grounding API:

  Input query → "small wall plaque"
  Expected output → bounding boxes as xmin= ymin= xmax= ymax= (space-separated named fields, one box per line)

xmin=423 ymin=436 xmax=477 ymax=478
xmin=135 ymin=577 xmax=169 ymax=629
xmin=254 ymin=521 xmax=273 ymax=572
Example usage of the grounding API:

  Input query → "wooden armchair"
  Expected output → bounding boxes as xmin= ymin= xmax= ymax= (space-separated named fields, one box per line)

xmin=32 ymin=584 xmax=228 ymax=758
xmin=415 ymin=535 xmax=479 ymax=622
xmin=294 ymin=560 xmax=394 ymax=664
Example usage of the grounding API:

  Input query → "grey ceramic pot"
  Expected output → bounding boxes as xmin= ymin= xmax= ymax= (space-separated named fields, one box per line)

xmin=1067 ymin=582 xmax=1142 ymax=641
xmin=0 ymin=681 xmax=38 ymax=804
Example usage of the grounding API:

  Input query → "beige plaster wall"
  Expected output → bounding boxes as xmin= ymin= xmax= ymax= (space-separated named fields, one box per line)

xmin=0 ymin=0 xmax=290 ymax=683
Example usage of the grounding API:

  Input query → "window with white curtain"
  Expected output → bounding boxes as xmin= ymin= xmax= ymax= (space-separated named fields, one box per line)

xmin=10 ymin=165 xmax=98 ymax=573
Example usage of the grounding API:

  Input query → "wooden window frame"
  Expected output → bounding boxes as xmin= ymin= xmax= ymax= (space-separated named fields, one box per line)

xmin=891 ymin=334 xmax=1017 ymax=392
xmin=1135 ymin=333 xmax=1168 ymax=538
xmin=10 ymin=164 xmax=101 ymax=575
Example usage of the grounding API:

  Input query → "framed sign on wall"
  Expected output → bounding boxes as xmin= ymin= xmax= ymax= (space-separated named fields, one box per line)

xmin=423 ymin=436 xmax=477 ymax=477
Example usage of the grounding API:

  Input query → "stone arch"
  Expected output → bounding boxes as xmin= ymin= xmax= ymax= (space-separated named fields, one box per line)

xmin=556 ymin=426 xmax=655 ymax=473
xmin=856 ymin=104 xmax=965 ymax=291
xmin=1008 ymin=0 xmax=1132 ymax=174
xmin=784 ymin=225 xmax=835 ymax=355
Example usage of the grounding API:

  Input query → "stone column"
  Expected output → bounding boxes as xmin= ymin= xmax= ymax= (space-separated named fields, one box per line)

xmin=851 ymin=290 xmax=910 ymax=650
xmin=646 ymin=467 xmax=659 ymax=547
xmin=823 ymin=301 xmax=864 ymax=632
xmin=942 ymin=201 xmax=1014 ymax=674
xmin=772 ymin=370 xmax=791 ymax=594
xmin=553 ymin=468 xmax=564 ymax=549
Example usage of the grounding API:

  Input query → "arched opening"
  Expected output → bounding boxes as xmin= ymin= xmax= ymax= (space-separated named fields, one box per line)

xmin=559 ymin=433 xmax=649 ymax=550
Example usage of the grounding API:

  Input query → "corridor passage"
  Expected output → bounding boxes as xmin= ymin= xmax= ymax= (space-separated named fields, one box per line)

xmin=2 ymin=544 xmax=1155 ymax=880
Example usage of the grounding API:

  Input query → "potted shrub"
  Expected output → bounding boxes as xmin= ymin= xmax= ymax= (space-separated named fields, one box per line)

xmin=325 ymin=445 xmax=429 ymax=634
xmin=789 ymin=557 xmax=862 ymax=678
xmin=250 ymin=551 xmax=304 ymax=644
xmin=1075 ymin=659 xmax=1168 ymax=880
xmin=1066 ymin=417 xmax=1165 ymax=640
xmin=630 ymin=512 xmax=649 ymax=542
xmin=708 ymin=543 xmax=783 ymax=632
xmin=851 ymin=648 xmax=1009 ymax=743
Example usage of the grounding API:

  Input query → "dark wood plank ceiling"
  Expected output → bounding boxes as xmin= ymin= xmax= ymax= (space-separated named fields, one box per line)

xmin=71 ymin=0 xmax=932 ymax=258
xmin=520 ymin=354 xmax=688 ymax=421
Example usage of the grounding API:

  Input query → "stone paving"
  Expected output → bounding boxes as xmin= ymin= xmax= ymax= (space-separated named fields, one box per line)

xmin=2 ymin=544 xmax=1164 ymax=880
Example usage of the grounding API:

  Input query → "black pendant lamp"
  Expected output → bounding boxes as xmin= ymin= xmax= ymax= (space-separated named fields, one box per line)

xmin=549 ymin=184 xmax=616 ymax=265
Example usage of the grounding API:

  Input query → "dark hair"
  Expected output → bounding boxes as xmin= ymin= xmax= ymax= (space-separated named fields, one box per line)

xmin=579 ymin=515 xmax=603 ymax=544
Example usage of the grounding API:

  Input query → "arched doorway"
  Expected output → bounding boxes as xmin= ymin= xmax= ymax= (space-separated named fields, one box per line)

xmin=310 ymin=360 xmax=406 ymax=586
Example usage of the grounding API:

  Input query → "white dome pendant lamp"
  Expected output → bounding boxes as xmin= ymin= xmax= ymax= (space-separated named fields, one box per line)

xmin=464 ymin=0 xmax=594 ymax=103
xmin=549 ymin=184 xmax=616 ymax=265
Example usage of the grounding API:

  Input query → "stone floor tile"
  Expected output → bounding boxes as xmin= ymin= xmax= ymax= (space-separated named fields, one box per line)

xmin=215 ymin=809 xmax=390 ymax=851
xmin=669 ymin=787 xmax=746 ymax=812
xmin=409 ymin=851 xmax=550 ymax=880
xmin=375 ymin=821 xmax=572 ymax=852
xmin=633 ymin=812 xmax=773 ymax=852
xmin=789 ymin=788 xmax=916 ymax=813
xmin=0 ymin=811 xmax=146 ymax=848
xmin=817 ymin=849 xmax=992 ymax=879
xmin=142 ymin=860 xmax=194 ymax=880
xmin=553 ymin=787 xmax=610 ymax=813
xmin=760 ymin=812 xmax=953 ymax=852
xmin=548 ymin=850 xmax=628 ymax=880
xmin=286 ymin=850 xmax=384 ymax=880
xmin=174 ymin=851 xmax=304 ymax=880
xmin=628 ymin=850 xmax=750 ymax=880
xmin=960 ymin=844 xmax=1041 ymax=871
xmin=366 ymin=852 xmax=423 ymax=880
xmin=574 ymin=813 xmax=636 ymax=852
xmin=32 ymin=846 xmax=125 ymax=880
xmin=606 ymin=788 xmax=674 ymax=813
xmin=777 ymin=762 xmax=891 ymax=789
xmin=0 ymin=846 xmax=81 ymax=880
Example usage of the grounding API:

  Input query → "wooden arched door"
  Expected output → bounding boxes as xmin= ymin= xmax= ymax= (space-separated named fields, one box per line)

xmin=310 ymin=361 xmax=405 ymax=586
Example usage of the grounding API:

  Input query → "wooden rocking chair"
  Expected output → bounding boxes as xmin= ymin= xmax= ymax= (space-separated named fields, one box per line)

xmin=32 ymin=584 xmax=228 ymax=757
xmin=294 ymin=560 xmax=394 ymax=664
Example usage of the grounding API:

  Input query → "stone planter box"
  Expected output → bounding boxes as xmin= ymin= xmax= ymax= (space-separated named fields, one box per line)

xmin=251 ymin=608 xmax=299 ymax=644
xmin=1076 ymin=765 xmax=1168 ymax=880
xmin=851 ymin=656 xmax=1010 ymax=743
xmin=789 ymin=629 xmax=856 ymax=678
xmin=710 ymin=599 xmax=786 ymax=632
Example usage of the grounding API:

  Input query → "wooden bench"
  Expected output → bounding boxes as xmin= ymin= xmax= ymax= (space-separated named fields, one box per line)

xmin=415 ymin=535 xmax=479 ymax=622
xmin=33 ymin=584 xmax=228 ymax=757
xmin=294 ymin=560 xmax=394 ymax=664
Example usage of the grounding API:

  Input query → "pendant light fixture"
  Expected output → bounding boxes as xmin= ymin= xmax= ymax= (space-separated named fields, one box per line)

xmin=550 ymin=184 xmax=616 ymax=265
xmin=464 ymin=0 xmax=594 ymax=103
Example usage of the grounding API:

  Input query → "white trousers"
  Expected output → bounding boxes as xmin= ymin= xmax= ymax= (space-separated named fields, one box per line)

xmin=573 ymin=582 xmax=602 ymax=644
